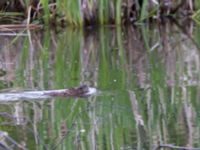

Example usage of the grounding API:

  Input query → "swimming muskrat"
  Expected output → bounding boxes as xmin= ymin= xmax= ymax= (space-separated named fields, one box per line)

xmin=0 ymin=85 xmax=97 ymax=101
xmin=45 ymin=85 xmax=91 ymax=97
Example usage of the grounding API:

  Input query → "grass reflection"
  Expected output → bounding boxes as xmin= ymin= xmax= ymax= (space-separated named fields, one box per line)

xmin=0 ymin=21 xmax=200 ymax=149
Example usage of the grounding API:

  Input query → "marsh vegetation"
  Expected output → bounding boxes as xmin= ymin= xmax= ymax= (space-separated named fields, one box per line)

xmin=0 ymin=0 xmax=200 ymax=150
xmin=0 ymin=0 xmax=200 ymax=26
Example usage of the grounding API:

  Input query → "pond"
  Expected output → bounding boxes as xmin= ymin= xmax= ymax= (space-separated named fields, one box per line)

xmin=0 ymin=20 xmax=200 ymax=150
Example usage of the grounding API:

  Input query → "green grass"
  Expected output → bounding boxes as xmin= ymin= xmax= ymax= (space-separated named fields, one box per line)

xmin=57 ymin=0 xmax=83 ymax=26
xmin=40 ymin=0 xmax=50 ymax=24
xmin=115 ymin=0 xmax=122 ymax=25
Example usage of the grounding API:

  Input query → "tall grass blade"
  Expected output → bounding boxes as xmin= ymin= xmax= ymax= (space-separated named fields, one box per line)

xmin=140 ymin=0 xmax=148 ymax=21
xmin=40 ymin=0 xmax=50 ymax=24
xmin=116 ymin=0 xmax=122 ymax=25
xmin=99 ymin=0 xmax=110 ymax=24
xmin=99 ymin=0 xmax=105 ymax=24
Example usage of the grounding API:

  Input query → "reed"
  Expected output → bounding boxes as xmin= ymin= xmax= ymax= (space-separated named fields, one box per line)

xmin=0 ymin=0 xmax=199 ymax=26
xmin=139 ymin=0 xmax=149 ymax=21
xmin=115 ymin=0 xmax=122 ymax=25
xmin=40 ymin=0 xmax=50 ymax=24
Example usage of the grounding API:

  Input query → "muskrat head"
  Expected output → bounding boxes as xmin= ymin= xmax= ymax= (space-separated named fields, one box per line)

xmin=67 ymin=85 xmax=89 ymax=96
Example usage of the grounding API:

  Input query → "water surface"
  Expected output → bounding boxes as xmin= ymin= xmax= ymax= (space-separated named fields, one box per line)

xmin=0 ymin=21 xmax=200 ymax=149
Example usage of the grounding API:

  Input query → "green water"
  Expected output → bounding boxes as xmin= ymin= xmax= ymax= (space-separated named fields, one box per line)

xmin=0 ymin=22 xmax=200 ymax=150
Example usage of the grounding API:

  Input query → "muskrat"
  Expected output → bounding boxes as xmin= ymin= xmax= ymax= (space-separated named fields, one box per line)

xmin=0 ymin=85 xmax=96 ymax=101
xmin=46 ymin=85 xmax=90 ymax=97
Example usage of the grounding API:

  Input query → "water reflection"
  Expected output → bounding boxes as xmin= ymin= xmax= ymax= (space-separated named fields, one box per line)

xmin=0 ymin=20 xmax=200 ymax=149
